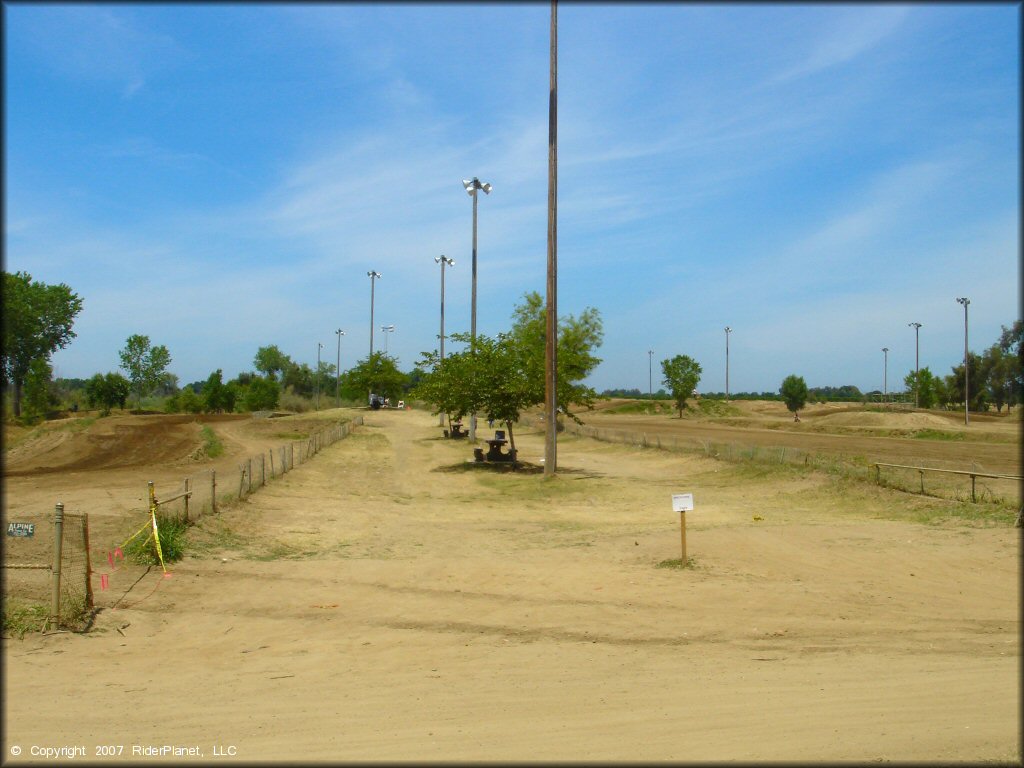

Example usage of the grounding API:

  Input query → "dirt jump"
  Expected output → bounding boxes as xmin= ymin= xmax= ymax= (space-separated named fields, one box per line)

xmin=2 ymin=405 xmax=1019 ymax=762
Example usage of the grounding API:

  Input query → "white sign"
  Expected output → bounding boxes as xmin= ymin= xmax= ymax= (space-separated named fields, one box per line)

xmin=671 ymin=493 xmax=694 ymax=513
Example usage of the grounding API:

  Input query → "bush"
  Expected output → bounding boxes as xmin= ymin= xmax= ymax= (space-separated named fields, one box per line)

xmin=124 ymin=514 xmax=188 ymax=566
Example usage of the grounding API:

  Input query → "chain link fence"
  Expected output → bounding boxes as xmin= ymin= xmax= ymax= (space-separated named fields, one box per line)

xmin=3 ymin=506 xmax=93 ymax=632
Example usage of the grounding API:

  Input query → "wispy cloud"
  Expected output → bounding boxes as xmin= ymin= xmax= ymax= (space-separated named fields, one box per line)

xmin=772 ymin=6 xmax=911 ymax=83
xmin=11 ymin=5 xmax=188 ymax=97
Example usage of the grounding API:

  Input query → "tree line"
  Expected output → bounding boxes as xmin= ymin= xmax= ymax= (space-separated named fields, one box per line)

xmin=3 ymin=270 xmax=1020 ymax=425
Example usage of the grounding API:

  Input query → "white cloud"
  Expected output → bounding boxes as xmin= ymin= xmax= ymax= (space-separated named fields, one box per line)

xmin=772 ymin=6 xmax=911 ymax=83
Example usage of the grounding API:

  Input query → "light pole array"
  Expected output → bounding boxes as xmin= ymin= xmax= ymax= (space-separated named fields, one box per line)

xmin=316 ymin=342 xmax=323 ymax=411
xmin=882 ymin=347 xmax=889 ymax=401
xmin=367 ymin=271 xmax=381 ymax=358
xmin=462 ymin=176 xmax=491 ymax=442
xmin=724 ymin=326 xmax=732 ymax=401
xmin=335 ymin=329 xmax=345 ymax=407
xmin=436 ymin=255 xmax=454 ymax=426
xmin=381 ymin=324 xmax=395 ymax=356
xmin=957 ymin=297 xmax=970 ymax=425
xmin=908 ymin=322 xmax=922 ymax=408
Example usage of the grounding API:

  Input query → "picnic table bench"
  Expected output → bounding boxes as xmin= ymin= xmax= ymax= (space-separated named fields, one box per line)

xmin=474 ymin=430 xmax=517 ymax=463
xmin=444 ymin=421 xmax=467 ymax=439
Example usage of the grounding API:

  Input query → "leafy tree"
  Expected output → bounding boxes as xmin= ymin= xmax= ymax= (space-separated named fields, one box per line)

xmin=282 ymin=362 xmax=315 ymax=397
xmin=119 ymin=334 xmax=172 ymax=410
xmin=996 ymin=321 xmax=1023 ymax=407
xmin=2 ymin=271 xmax=83 ymax=417
xmin=85 ymin=372 xmax=131 ymax=416
xmin=201 ymin=369 xmax=237 ymax=413
xmin=506 ymin=291 xmax=604 ymax=422
xmin=981 ymin=345 xmax=1013 ymax=412
xmin=780 ymin=374 xmax=809 ymax=421
xmin=661 ymin=355 xmax=701 ymax=417
xmin=346 ymin=353 xmax=408 ymax=403
xmin=415 ymin=332 xmax=535 ymax=457
xmin=21 ymin=358 xmax=59 ymax=422
xmin=254 ymin=345 xmax=291 ymax=381
xmin=950 ymin=352 xmax=988 ymax=412
xmin=904 ymin=367 xmax=937 ymax=410
xmin=165 ymin=386 xmax=203 ymax=414
xmin=244 ymin=376 xmax=280 ymax=411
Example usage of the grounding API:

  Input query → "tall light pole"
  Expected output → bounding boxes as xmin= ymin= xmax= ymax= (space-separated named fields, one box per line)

xmin=435 ymin=255 xmax=454 ymax=426
xmin=724 ymin=326 xmax=732 ymax=401
xmin=367 ymin=271 xmax=381 ymax=357
xmin=462 ymin=176 xmax=491 ymax=442
xmin=381 ymin=324 xmax=394 ymax=356
xmin=882 ymin=347 xmax=889 ymax=402
xmin=316 ymin=342 xmax=323 ymax=411
xmin=908 ymin=322 xmax=922 ymax=408
xmin=957 ymin=297 xmax=970 ymax=425
xmin=335 ymin=329 xmax=345 ymax=407
xmin=648 ymin=350 xmax=653 ymax=398
xmin=544 ymin=0 xmax=558 ymax=476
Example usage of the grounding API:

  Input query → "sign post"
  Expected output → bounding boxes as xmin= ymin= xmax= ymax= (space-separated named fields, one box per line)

xmin=671 ymin=493 xmax=694 ymax=565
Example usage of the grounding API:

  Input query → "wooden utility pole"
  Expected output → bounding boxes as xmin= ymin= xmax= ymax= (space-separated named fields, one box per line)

xmin=544 ymin=0 xmax=558 ymax=477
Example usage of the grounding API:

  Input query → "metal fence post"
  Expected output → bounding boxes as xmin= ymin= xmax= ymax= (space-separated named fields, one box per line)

xmin=211 ymin=469 xmax=217 ymax=514
xmin=50 ymin=502 xmax=65 ymax=630
xmin=184 ymin=478 xmax=191 ymax=523
xmin=82 ymin=512 xmax=94 ymax=612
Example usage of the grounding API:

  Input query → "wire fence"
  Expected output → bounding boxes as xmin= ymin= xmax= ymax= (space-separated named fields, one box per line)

xmin=3 ymin=506 xmax=92 ymax=632
xmin=3 ymin=415 xmax=363 ymax=633
xmin=551 ymin=419 xmax=1021 ymax=506
xmin=150 ymin=416 xmax=363 ymax=524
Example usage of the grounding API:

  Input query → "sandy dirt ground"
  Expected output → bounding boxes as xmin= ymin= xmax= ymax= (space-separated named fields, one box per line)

xmin=2 ymin=407 xmax=1020 ymax=763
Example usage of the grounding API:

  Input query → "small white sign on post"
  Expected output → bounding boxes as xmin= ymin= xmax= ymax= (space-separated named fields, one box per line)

xmin=671 ymin=493 xmax=694 ymax=513
xmin=671 ymin=493 xmax=694 ymax=564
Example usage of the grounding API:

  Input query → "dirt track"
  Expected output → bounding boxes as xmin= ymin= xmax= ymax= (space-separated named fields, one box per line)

xmin=2 ymin=408 xmax=1019 ymax=762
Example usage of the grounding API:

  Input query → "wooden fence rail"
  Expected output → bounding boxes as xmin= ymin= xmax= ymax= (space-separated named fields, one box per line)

xmin=873 ymin=462 xmax=1023 ymax=502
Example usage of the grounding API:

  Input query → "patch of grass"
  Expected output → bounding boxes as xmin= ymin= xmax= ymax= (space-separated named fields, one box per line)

xmin=656 ymin=556 xmax=699 ymax=570
xmin=187 ymin=516 xmax=248 ymax=555
xmin=123 ymin=514 xmax=189 ymax=565
xmin=696 ymin=399 xmax=743 ymax=418
xmin=2 ymin=602 xmax=49 ymax=638
xmin=200 ymin=425 xmax=224 ymax=457
xmin=912 ymin=428 xmax=965 ymax=441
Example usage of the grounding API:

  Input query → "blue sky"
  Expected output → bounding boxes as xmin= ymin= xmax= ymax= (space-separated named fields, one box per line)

xmin=4 ymin=3 xmax=1019 ymax=395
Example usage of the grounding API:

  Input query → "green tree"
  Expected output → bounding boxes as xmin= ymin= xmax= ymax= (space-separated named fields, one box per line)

xmin=254 ymin=345 xmax=291 ymax=381
xmin=507 ymin=291 xmax=604 ymax=421
xmin=950 ymin=352 xmax=988 ymax=412
xmin=21 ymin=358 xmax=59 ymax=423
xmin=2 ymin=271 xmax=83 ymax=417
xmin=244 ymin=376 xmax=280 ymax=411
xmin=85 ymin=372 xmax=131 ymax=416
xmin=661 ymin=355 xmax=702 ymax=417
xmin=904 ymin=367 xmax=937 ymax=410
xmin=347 ymin=353 xmax=407 ymax=403
xmin=201 ymin=369 xmax=237 ymax=413
xmin=165 ymin=385 xmax=203 ymax=414
xmin=415 ymin=332 xmax=535 ymax=458
xmin=119 ymin=334 xmax=172 ymax=410
xmin=780 ymin=374 xmax=809 ymax=421
xmin=996 ymin=321 xmax=1023 ymax=407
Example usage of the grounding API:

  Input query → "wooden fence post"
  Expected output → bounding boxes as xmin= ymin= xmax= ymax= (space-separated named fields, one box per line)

xmin=183 ymin=478 xmax=190 ymax=523
xmin=50 ymin=502 xmax=65 ymax=630
xmin=260 ymin=454 xmax=265 ymax=487
xmin=248 ymin=459 xmax=253 ymax=493
xmin=269 ymin=449 xmax=274 ymax=478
